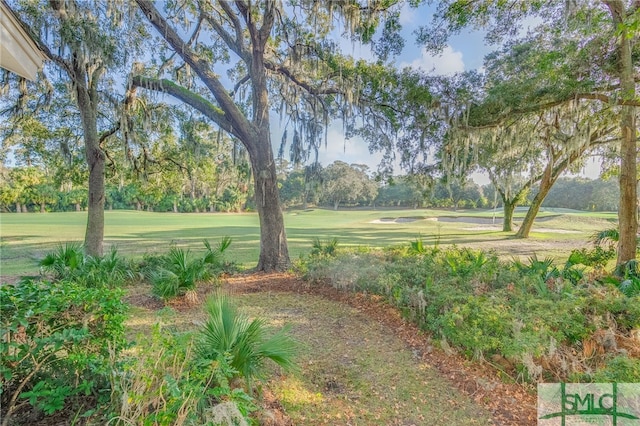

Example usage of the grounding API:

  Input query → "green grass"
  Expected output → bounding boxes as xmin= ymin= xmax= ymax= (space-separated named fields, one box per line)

xmin=0 ymin=208 xmax=616 ymax=277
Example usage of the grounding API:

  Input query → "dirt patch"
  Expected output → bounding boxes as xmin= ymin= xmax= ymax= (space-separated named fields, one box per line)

xmin=222 ymin=272 xmax=537 ymax=425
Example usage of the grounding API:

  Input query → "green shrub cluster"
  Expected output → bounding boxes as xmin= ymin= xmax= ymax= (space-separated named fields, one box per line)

xmin=141 ymin=237 xmax=235 ymax=302
xmin=0 ymin=277 xmax=127 ymax=423
xmin=39 ymin=243 xmax=135 ymax=287
xmin=300 ymin=243 xmax=640 ymax=383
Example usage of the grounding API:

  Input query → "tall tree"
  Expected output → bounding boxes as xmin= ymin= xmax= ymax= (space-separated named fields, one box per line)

xmin=419 ymin=0 xmax=639 ymax=265
xmin=321 ymin=161 xmax=378 ymax=210
xmin=8 ymin=0 xmax=138 ymax=256
xmin=131 ymin=0 xmax=399 ymax=270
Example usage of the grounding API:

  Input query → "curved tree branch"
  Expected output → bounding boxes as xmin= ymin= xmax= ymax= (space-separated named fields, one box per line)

xmin=135 ymin=0 xmax=253 ymax=142
xmin=130 ymin=75 xmax=237 ymax=138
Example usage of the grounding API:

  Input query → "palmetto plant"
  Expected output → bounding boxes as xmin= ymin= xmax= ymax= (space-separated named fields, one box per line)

xmin=39 ymin=242 xmax=84 ymax=279
xmin=196 ymin=293 xmax=296 ymax=386
xmin=151 ymin=246 xmax=209 ymax=301
xmin=592 ymin=227 xmax=640 ymax=250
xmin=592 ymin=227 xmax=620 ymax=248
xmin=310 ymin=237 xmax=339 ymax=257
xmin=513 ymin=255 xmax=559 ymax=281
xmin=203 ymin=236 xmax=232 ymax=269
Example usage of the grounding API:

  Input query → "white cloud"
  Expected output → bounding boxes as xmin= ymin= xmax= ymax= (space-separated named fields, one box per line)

xmin=316 ymin=125 xmax=384 ymax=169
xmin=400 ymin=46 xmax=465 ymax=76
xmin=398 ymin=3 xmax=417 ymax=25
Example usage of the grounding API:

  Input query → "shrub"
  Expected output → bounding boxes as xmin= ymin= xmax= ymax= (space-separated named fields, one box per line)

xmin=148 ymin=238 xmax=233 ymax=302
xmin=310 ymin=237 xmax=339 ymax=257
xmin=0 ymin=278 xmax=126 ymax=423
xmin=39 ymin=242 xmax=84 ymax=279
xmin=586 ymin=356 xmax=640 ymax=382
xmin=196 ymin=293 xmax=297 ymax=386
xmin=567 ymin=246 xmax=616 ymax=269
xmin=299 ymin=244 xmax=640 ymax=383
xmin=39 ymin=244 xmax=133 ymax=287
xmin=149 ymin=246 xmax=208 ymax=301
xmin=111 ymin=324 xmax=256 ymax=425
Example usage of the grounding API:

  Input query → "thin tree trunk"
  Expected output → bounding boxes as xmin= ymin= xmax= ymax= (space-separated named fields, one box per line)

xmin=15 ymin=202 xmax=21 ymax=213
xmin=40 ymin=203 xmax=45 ymax=213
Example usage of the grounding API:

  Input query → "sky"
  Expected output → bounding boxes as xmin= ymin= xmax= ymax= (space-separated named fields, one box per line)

xmin=304 ymin=3 xmax=490 ymax=179
xmin=298 ymin=3 xmax=602 ymax=185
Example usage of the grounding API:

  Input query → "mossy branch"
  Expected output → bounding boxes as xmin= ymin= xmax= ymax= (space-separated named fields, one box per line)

xmin=130 ymin=75 xmax=236 ymax=138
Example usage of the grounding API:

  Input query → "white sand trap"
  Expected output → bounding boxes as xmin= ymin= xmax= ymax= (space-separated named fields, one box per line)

xmin=462 ymin=226 xmax=580 ymax=234
xmin=370 ymin=217 xmax=421 ymax=224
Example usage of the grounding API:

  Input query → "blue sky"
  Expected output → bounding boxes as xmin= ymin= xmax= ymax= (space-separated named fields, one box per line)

xmin=291 ymin=4 xmax=493 ymax=181
xmin=304 ymin=4 xmax=601 ymax=184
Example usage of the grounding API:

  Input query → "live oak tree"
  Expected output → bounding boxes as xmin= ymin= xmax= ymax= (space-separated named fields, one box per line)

xmin=321 ymin=161 xmax=378 ymax=210
xmin=130 ymin=0 xmax=401 ymax=271
xmin=418 ymin=0 xmax=639 ymax=265
xmin=7 ymin=0 xmax=139 ymax=256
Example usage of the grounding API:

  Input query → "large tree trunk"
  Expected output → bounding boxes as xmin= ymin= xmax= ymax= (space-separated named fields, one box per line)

xmin=611 ymin=2 xmax=638 ymax=265
xmin=15 ymin=202 xmax=21 ymax=213
xmin=40 ymin=203 xmax=45 ymax=213
xmin=252 ymin=134 xmax=290 ymax=271
xmin=77 ymin=87 xmax=105 ymax=258
xmin=502 ymin=199 xmax=516 ymax=232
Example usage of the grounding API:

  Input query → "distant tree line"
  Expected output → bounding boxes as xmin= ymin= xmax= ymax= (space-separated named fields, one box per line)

xmin=1 ymin=159 xmax=622 ymax=214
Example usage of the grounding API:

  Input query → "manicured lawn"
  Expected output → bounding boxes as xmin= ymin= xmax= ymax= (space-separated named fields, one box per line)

xmin=0 ymin=208 xmax=616 ymax=277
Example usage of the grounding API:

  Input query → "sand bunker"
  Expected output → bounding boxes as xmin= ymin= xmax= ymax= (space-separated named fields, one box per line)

xmin=370 ymin=216 xmax=580 ymax=234
xmin=462 ymin=226 xmax=580 ymax=234
xmin=370 ymin=217 xmax=422 ymax=224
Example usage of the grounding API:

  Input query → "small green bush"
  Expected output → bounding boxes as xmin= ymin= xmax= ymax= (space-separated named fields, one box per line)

xmin=310 ymin=237 xmax=339 ymax=257
xmin=111 ymin=324 xmax=256 ymax=425
xmin=39 ymin=243 xmax=133 ymax=287
xmin=196 ymin=293 xmax=297 ymax=386
xmin=147 ymin=238 xmax=233 ymax=301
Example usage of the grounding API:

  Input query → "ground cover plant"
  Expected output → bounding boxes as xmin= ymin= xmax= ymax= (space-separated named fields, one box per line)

xmin=0 ymin=273 xmax=127 ymax=424
xmin=299 ymin=241 xmax=640 ymax=384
